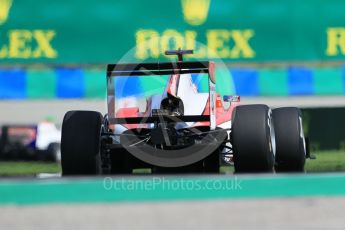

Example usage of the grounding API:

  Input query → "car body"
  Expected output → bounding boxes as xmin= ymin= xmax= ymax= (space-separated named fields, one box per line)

xmin=0 ymin=122 xmax=61 ymax=161
xmin=61 ymin=49 xmax=311 ymax=175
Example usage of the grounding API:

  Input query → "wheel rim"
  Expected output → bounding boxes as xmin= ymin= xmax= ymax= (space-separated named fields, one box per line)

xmin=299 ymin=116 xmax=307 ymax=157
xmin=268 ymin=109 xmax=276 ymax=158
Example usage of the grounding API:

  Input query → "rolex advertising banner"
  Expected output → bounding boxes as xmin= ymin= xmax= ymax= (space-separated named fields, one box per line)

xmin=1 ymin=0 xmax=345 ymax=64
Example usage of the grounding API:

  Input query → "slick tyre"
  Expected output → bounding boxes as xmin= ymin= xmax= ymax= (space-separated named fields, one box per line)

xmin=61 ymin=110 xmax=103 ymax=176
xmin=232 ymin=104 xmax=275 ymax=173
xmin=273 ymin=107 xmax=306 ymax=172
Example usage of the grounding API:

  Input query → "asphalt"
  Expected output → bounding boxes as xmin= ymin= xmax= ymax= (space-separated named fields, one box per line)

xmin=1 ymin=197 xmax=344 ymax=230
xmin=0 ymin=173 xmax=344 ymax=229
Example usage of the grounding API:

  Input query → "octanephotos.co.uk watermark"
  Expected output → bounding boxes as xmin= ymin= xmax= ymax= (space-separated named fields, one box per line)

xmin=103 ymin=176 xmax=243 ymax=191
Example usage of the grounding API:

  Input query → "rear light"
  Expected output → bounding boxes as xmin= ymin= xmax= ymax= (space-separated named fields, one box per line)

xmin=216 ymin=95 xmax=222 ymax=108
xmin=216 ymin=100 xmax=222 ymax=108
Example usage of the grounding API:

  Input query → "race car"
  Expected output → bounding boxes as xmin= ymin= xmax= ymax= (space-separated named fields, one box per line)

xmin=0 ymin=121 xmax=61 ymax=162
xmin=61 ymin=49 xmax=311 ymax=175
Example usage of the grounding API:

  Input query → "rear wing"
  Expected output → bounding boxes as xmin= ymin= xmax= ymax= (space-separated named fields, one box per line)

xmin=106 ymin=61 xmax=217 ymax=130
xmin=107 ymin=61 xmax=214 ymax=81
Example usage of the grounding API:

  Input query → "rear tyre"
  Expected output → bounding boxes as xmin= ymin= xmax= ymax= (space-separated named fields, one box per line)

xmin=61 ymin=110 xmax=103 ymax=176
xmin=232 ymin=104 xmax=275 ymax=173
xmin=273 ymin=107 xmax=306 ymax=172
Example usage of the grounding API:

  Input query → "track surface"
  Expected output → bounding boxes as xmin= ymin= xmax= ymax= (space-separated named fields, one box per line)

xmin=1 ymin=174 xmax=345 ymax=229
xmin=1 ymin=197 xmax=344 ymax=230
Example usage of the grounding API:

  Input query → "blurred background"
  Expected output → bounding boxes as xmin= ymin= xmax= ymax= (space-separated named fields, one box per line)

xmin=0 ymin=0 xmax=345 ymax=174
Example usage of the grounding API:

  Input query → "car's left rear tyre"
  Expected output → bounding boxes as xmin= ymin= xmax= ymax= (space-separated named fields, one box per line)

xmin=61 ymin=110 xmax=103 ymax=176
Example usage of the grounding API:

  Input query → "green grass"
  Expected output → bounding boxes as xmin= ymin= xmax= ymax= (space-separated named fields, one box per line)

xmin=305 ymin=150 xmax=345 ymax=172
xmin=0 ymin=150 xmax=344 ymax=176
xmin=221 ymin=150 xmax=345 ymax=174
xmin=0 ymin=161 xmax=60 ymax=176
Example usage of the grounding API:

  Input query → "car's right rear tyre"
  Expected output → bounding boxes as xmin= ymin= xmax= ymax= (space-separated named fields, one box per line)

xmin=273 ymin=107 xmax=306 ymax=172
xmin=232 ymin=104 xmax=275 ymax=173
xmin=61 ymin=110 xmax=103 ymax=176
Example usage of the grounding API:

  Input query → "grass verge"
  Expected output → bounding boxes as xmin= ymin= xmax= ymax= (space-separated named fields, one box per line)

xmin=0 ymin=161 xmax=60 ymax=177
xmin=0 ymin=150 xmax=344 ymax=176
xmin=305 ymin=150 xmax=345 ymax=172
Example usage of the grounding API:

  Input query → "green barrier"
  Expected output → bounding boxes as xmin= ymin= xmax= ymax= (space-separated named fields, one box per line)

xmin=1 ymin=65 xmax=344 ymax=99
xmin=313 ymin=68 xmax=344 ymax=95
xmin=84 ymin=69 xmax=106 ymax=99
xmin=26 ymin=69 xmax=56 ymax=98
xmin=1 ymin=0 xmax=345 ymax=63
xmin=259 ymin=69 xmax=288 ymax=96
